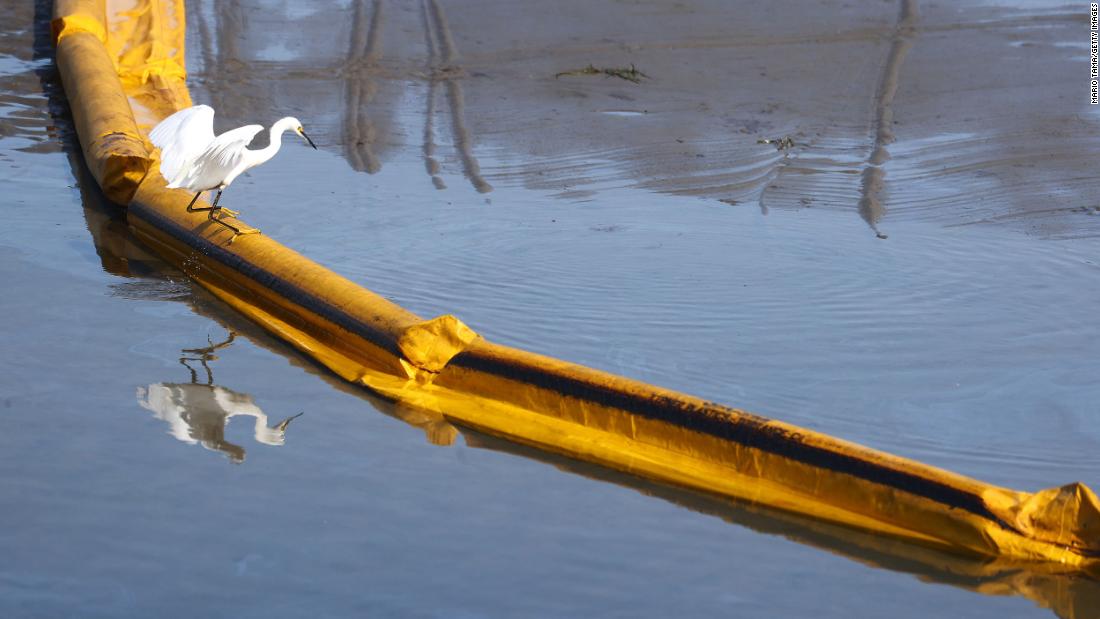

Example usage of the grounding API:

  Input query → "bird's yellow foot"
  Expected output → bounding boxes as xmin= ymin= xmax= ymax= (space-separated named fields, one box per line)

xmin=208 ymin=211 xmax=261 ymax=243
xmin=227 ymin=227 xmax=262 ymax=245
xmin=209 ymin=206 xmax=241 ymax=219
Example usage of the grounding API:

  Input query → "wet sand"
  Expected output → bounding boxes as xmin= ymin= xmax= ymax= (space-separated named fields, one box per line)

xmin=3 ymin=1 xmax=1100 ymax=617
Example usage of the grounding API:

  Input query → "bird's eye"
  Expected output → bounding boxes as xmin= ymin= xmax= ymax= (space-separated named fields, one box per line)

xmin=297 ymin=126 xmax=304 ymax=133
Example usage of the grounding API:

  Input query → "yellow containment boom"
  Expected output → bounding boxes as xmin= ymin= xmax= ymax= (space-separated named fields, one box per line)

xmin=52 ymin=0 xmax=1100 ymax=571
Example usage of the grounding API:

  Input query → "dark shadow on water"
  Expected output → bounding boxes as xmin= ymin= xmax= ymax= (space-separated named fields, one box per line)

xmin=421 ymin=0 xmax=493 ymax=193
xmin=31 ymin=3 xmax=1100 ymax=615
xmin=343 ymin=0 xmax=384 ymax=174
xmin=857 ymin=0 xmax=919 ymax=240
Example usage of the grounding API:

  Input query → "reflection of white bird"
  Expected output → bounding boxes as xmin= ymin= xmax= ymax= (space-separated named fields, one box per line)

xmin=149 ymin=104 xmax=317 ymax=240
xmin=137 ymin=383 xmax=302 ymax=463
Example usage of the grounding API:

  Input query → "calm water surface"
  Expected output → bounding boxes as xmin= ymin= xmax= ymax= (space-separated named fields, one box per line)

xmin=1 ymin=1 xmax=1099 ymax=617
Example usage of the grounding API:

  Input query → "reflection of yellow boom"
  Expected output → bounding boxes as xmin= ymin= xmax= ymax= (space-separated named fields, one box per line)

xmin=464 ymin=430 xmax=1100 ymax=619
xmin=52 ymin=0 xmax=1100 ymax=573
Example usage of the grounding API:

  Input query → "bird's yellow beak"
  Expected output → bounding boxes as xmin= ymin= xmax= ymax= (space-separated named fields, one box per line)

xmin=297 ymin=126 xmax=318 ymax=150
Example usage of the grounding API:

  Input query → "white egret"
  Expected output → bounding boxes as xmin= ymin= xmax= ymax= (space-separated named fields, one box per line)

xmin=149 ymin=104 xmax=317 ymax=240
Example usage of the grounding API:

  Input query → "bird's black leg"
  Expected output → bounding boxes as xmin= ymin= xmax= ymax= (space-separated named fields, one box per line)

xmin=186 ymin=191 xmax=212 ymax=212
xmin=207 ymin=189 xmax=240 ymax=218
xmin=186 ymin=190 xmax=230 ymax=215
xmin=205 ymin=192 xmax=258 ymax=242
xmin=186 ymin=189 xmax=238 ymax=217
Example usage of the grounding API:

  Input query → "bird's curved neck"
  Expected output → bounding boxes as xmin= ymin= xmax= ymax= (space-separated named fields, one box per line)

xmin=249 ymin=119 xmax=293 ymax=166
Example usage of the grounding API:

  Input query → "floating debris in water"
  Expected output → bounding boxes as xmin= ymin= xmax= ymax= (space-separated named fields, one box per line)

xmin=555 ymin=63 xmax=650 ymax=84
xmin=757 ymin=136 xmax=796 ymax=151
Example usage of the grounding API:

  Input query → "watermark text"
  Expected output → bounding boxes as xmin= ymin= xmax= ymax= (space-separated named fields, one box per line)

xmin=1091 ymin=3 xmax=1098 ymax=103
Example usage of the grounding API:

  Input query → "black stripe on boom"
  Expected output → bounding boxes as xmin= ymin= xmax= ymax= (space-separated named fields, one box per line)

xmin=451 ymin=350 xmax=1018 ymax=532
xmin=130 ymin=204 xmax=403 ymax=358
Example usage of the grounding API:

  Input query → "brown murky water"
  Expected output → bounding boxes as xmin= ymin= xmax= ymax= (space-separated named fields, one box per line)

xmin=2 ymin=1 xmax=1100 ymax=617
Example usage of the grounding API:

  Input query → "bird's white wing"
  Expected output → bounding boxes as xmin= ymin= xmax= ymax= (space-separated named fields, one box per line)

xmin=149 ymin=105 xmax=215 ymax=149
xmin=149 ymin=105 xmax=216 ymax=186
xmin=174 ymin=124 xmax=263 ymax=192
xmin=202 ymin=125 xmax=264 ymax=171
